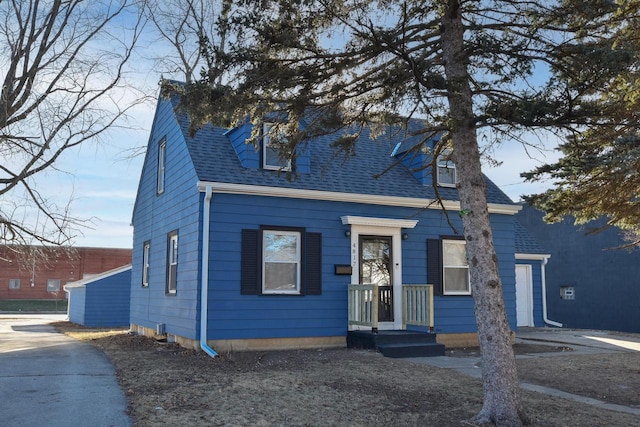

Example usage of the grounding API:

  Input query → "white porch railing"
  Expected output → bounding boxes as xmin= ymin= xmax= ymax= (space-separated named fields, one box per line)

xmin=347 ymin=284 xmax=379 ymax=329
xmin=347 ymin=284 xmax=434 ymax=331
xmin=402 ymin=284 xmax=434 ymax=331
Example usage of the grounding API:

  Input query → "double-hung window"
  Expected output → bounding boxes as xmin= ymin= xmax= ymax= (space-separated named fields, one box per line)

xmin=166 ymin=231 xmax=178 ymax=294
xmin=262 ymin=123 xmax=291 ymax=171
xmin=436 ymin=150 xmax=456 ymax=187
xmin=157 ymin=138 xmax=166 ymax=194
xmin=142 ymin=241 xmax=150 ymax=287
xmin=262 ymin=229 xmax=301 ymax=294
xmin=442 ymin=239 xmax=470 ymax=295
xmin=241 ymin=227 xmax=321 ymax=296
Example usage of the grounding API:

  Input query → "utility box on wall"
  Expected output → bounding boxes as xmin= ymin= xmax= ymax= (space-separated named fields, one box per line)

xmin=560 ymin=286 xmax=575 ymax=300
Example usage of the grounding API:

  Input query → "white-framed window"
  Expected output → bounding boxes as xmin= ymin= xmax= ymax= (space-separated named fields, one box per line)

xmin=262 ymin=123 xmax=291 ymax=171
xmin=9 ymin=279 xmax=20 ymax=289
xmin=166 ymin=231 xmax=178 ymax=294
xmin=436 ymin=150 xmax=456 ymax=187
xmin=442 ymin=240 xmax=470 ymax=295
xmin=262 ymin=229 xmax=301 ymax=294
xmin=157 ymin=138 xmax=166 ymax=194
xmin=142 ymin=241 xmax=150 ymax=288
xmin=47 ymin=279 xmax=61 ymax=293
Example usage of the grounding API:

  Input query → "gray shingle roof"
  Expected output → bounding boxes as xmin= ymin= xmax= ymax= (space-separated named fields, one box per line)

xmin=172 ymin=98 xmax=515 ymax=206
xmin=515 ymin=220 xmax=547 ymax=254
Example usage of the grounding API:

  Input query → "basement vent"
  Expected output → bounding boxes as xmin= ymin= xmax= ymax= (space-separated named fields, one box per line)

xmin=156 ymin=323 xmax=166 ymax=335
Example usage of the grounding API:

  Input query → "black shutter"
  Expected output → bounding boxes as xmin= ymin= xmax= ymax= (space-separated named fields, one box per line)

xmin=427 ymin=239 xmax=443 ymax=295
xmin=305 ymin=232 xmax=322 ymax=295
xmin=241 ymin=229 xmax=260 ymax=295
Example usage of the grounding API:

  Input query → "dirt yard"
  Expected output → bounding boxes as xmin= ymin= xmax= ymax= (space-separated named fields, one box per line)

xmin=54 ymin=323 xmax=640 ymax=426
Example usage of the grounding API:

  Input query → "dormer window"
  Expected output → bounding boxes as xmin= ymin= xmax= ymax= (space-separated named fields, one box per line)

xmin=263 ymin=123 xmax=291 ymax=171
xmin=436 ymin=150 xmax=456 ymax=187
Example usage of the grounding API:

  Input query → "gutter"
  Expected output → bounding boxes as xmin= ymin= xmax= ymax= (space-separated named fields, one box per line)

xmin=541 ymin=256 xmax=563 ymax=328
xmin=199 ymin=185 xmax=218 ymax=357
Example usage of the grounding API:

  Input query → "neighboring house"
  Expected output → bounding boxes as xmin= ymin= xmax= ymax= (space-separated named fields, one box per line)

xmin=517 ymin=205 xmax=640 ymax=333
xmin=130 ymin=92 xmax=532 ymax=354
xmin=65 ymin=265 xmax=132 ymax=327
xmin=0 ymin=246 xmax=132 ymax=300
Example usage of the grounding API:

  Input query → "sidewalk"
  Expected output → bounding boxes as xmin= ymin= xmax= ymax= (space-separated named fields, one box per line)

xmin=404 ymin=327 xmax=640 ymax=415
xmin=0 ymin=314 xmax=132 ymax=426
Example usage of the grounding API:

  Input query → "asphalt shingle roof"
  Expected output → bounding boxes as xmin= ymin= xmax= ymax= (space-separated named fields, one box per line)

xmin=171 ymin=98 xmax=515 ymax=206
xmin=515 ymin=220 xmax=547 ymax=254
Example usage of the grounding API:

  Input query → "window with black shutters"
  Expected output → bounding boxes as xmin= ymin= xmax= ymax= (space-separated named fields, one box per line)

xmin=241 ymin=227 xmax=322 ymax=296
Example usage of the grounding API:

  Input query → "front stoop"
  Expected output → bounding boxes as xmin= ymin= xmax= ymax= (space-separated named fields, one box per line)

xmin=347 ymin=330 xmax=446 ymax=358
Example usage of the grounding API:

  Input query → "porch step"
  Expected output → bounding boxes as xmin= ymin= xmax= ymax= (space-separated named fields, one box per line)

xmin=347 ymin=330 xmax=445 ymax=358
xmin=378 ymin=342 xmax=446 ymax=358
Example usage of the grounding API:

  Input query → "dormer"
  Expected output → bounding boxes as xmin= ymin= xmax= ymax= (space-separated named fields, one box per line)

xmin=393 ymin=133 xmax=438 ymax=186
xmin=225 ymin=119 xmax=310 ymax=174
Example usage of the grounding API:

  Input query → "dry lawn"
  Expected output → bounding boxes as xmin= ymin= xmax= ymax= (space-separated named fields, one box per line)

xmin=54 ymin=323 xmax=640 ymax=426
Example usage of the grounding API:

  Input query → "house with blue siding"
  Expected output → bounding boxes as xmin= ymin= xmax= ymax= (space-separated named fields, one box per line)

xmin=517 ymin=205 xmax=640 ymax=333
xmin=130 ymin=91 xmax=531 ymax=354
xmin=65 ymin=265 xmax=131 ymax=327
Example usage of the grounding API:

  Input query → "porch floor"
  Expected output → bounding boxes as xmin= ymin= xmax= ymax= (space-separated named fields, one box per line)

xmin=347 ymin=330 xmax=445 ymax=358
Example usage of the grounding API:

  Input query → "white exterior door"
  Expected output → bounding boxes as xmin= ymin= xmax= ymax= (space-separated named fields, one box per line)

xmin=343 ymin=216 xmax=418 ymax=331
xmin=515 ymin=264 xmax=534 ymax=327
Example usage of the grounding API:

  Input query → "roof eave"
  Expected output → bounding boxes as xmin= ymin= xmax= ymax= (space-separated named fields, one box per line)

xmin=197 ymin=181 xmax=521 ymax=215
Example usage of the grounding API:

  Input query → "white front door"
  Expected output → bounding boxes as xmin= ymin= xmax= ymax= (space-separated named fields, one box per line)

xmin=515 ymin=264 xmax=534 ymax=327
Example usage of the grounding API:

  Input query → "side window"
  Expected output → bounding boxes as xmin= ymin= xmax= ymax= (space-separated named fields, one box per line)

xmin=262 ymin=123 xmax=291 ymax=171
xmin=442 ymin=240 xmax=470 ymax=295
xmin=427 ymin=237 xmax=469 ymax=296
xmin=436 ymin=150 xmax=456 ymax=187
xmin=157 ymin=138 xmax=166 ymax=194
xmin=241 ymin=227 xmax=322 ymax=296
xmin=9 ymin=279 xmax=20 ymax=289
xmin=142 ymin=241 xmax=150 ymax=288
xmin=262 ymin=230 xmax=301 ymax=294
xmin=166 ymin=231 xmax=178 ymax=294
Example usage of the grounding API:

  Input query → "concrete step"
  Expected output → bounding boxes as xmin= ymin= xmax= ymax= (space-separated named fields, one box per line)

xmin=378 ymin=342 xmax=446 ymax=358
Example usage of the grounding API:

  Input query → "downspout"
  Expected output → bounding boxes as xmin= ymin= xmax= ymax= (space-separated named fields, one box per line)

xmin=200 ymin=185 xmax=218 ymax=357
xmin=541 ymin=256 xmax=563 ymax=328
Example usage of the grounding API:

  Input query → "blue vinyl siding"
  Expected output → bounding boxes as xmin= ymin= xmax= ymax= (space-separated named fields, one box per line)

xmin=204 ymin=193 xmax=518 ymax=340
xmin=518 ymin=206 xmax=640 ymax=333
xmin=67 ymin=287 xmax=86 ymax=325
xmin=67 ymin=268 xmax=131 ymax=327
xmin=130 ymin=98 xmax=202 ymax=340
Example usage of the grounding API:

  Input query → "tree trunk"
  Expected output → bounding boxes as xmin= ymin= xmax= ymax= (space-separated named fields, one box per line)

xmin=440 ymin=2 xmax=527 ymax=426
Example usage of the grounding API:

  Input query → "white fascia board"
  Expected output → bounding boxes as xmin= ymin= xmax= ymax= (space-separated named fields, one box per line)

xmin=515 ymin=253 xmax=551 ymax=261
xmin=198 ymin=181 xmax=521 ymax=215
xmin=341 ymin=215 xmax=418 ymax=229
xmin=64 ymin=264 xmax=132 ymax=289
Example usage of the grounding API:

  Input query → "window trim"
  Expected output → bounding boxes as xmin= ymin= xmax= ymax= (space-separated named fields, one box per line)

xmin=166 ymin=230 xmax=178 ymax=295
xmin=262 ymin=122 xmax=291 ymax=171
xmin=436 ymin=151 xmax=457 ymax=187
xmin=442 ymin=239 xmax=471 ymax=295
xmin=142 ymin=241 xmax=150 ymax=288
xmin=261 ymin=228 xmax=302 ymax=295
xmin=157 ymin=138 xmax=166 ymax=194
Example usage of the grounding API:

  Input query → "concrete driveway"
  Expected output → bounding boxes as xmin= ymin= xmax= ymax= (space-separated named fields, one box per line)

xmin=0 ymin=314 xmax=131 ymax=427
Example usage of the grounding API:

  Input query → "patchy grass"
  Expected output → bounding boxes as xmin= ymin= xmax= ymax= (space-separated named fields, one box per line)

xmin=53 ymin=322 xmax=640 ymax=427
xmin=0 ymin=299 xmax=67 ymax=312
